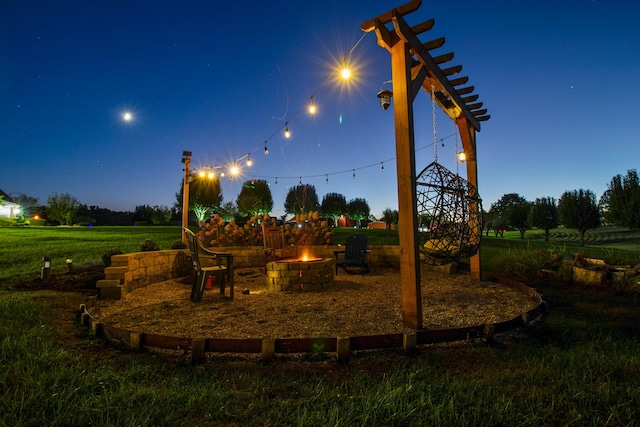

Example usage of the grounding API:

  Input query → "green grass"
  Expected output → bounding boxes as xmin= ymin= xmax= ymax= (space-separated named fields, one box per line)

xmin=1 ymin=286 xmax=639 ymax=425
xmin=1 ymin=225 xmax=640 ymax=424
xmin=0 ymin=226 xmax=183 ymax=284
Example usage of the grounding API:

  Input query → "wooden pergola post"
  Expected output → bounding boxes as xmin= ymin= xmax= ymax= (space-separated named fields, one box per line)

xmin=390 ymin=40 xmax=423 ymax=329
xmin=363 ymin=0 xmax=489 ymax=328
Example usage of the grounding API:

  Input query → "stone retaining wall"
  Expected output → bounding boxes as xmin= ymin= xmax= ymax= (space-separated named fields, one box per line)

xmin=97 ymin=245 xmax=402 ymax=299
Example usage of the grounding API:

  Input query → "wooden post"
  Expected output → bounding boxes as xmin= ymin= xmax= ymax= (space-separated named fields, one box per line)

xmin=391 ymin=40 xmax=423 ymax=330
xmin=456 ymin=116 xmax=482 ymax=280
xmin=181 ymin=151 xmax=191 ymax=244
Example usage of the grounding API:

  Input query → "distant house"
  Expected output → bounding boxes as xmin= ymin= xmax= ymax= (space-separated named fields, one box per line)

xmin=367 ymin=220 xmax=395 ymax=230
xmin=0 ymin=189 xmax=21 ymax=219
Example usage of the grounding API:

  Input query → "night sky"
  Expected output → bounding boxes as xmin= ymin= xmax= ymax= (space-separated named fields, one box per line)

xmin=2 ymin=1 xmax=638 ymax=219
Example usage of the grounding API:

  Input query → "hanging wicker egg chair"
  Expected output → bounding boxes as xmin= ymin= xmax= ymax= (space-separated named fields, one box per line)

xmin=416 ymin=161 xmax=483 ymax=263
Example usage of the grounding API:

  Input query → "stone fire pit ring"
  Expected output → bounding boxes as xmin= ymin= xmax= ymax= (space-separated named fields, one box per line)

xmin=265 ymin=258 xmax=334 ymax=291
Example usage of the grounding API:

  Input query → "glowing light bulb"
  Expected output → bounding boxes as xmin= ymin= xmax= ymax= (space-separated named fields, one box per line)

xmin=458 ymin=152 xmax=466 ymax=163
xmin=230 ymin=166 xmax=239 ymax=176
xmin=264 ymin=141 xmax=269 ymax=155
xmin=199 ymin=170 xmax=205 ymax=178
xmin=207 ymin=171 xmax=215 ymax=179
xmin=340 ymin=59 xmax=352 ymax=80
xmin=309 ymin=102 xmax=316 ymax=114
xmin=246 ymin=153 xmax=252 ymax=166
xmin=284 ymin=123 xmax=290 ymax=138
xmin=122 ymin=111 xmax=132 ymax=121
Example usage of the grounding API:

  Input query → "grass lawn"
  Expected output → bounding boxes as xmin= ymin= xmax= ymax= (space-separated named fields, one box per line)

xmin=1 ymin=225 xmax=640 ymax=425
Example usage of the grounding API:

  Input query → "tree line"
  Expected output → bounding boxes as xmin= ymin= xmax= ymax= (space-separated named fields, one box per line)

xmin=486 ymin=169 xmax=640 ymax=245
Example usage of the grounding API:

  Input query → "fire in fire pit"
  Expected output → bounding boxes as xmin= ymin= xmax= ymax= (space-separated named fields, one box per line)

xmin=265 ymin=252 xmax=334 ymax=291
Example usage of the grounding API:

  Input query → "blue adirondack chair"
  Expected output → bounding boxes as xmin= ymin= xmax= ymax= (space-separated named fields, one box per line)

xmin=334 ymin=234 xmax=370 ymax=275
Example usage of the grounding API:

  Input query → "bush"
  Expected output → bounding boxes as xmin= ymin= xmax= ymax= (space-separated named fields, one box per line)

xmin=197 ymin=212 xmax=333 ymax=248
xmin=140 ymin=239 xmax=160 ymax=252
xmin=101 ymin=248 xmax=123 ymax=266
xmin=171 ymin=240 xmax=187 ymax=249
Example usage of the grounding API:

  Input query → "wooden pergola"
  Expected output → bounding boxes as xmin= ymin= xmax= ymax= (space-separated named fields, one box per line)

xmin=362 ymin=0 xmax=490 ymax=329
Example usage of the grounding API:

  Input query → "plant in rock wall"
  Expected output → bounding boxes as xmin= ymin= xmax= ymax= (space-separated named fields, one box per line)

xmin=217 ymin=220 xmax=246 ymax=247
xmin=198 ymin=215 xmax=226 ymax=247
xmin=285 ymin=211 xmax=333 ymax=246
xmin=197 ymin=211 xmax=332 ymax=247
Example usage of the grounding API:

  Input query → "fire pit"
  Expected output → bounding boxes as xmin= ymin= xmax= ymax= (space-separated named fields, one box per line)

xmin=265 ymin=255 xmax=334 ymax=291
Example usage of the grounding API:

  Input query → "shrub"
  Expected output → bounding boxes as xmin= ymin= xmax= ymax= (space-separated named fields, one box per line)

xmin=102 ymin=248 xmax=123 ymax=266
xmin=140 ymin=239 xmax=160 ymax=252
xmin=171 ymin=240 xmax=187 ymax=249
xmin=197 ymin=212 xmax=333 ymax=247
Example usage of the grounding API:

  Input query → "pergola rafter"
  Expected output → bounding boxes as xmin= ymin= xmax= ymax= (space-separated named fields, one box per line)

xmin=362 ymin=0 xmax=489 ymax=329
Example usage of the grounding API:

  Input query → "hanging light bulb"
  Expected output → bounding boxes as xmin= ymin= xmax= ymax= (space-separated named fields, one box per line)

xmin=299 ymin=177 xmax=302 ymax=185
xmin=264 ymin=141 xmax=269 ymax=155
xmin=326 ymin=174 xmax=329 ymax=184
xmin=457 ymin=152 xmax=466 ymax=163
xmin=207 ymin=171 xmax=215 ymax=179
xmin=340 ymin=58 xmax=351 ymax=80
xmin=220 ymin=171 xmax=225 ymax=177
xmin=308 ymin=96 xmax=316 ymax=114
xmin=284 ymin=122 xmax=290 ymax=138
xmin=246 ymin=153 xmax=252 ymax=166
xmin=275 ymin=177 xmax=278 ymax=186
xmin=198 ymin=170 xmax=205 ymax=178
xmin=381 ymin=162 xmax=384 ymax=171
xmin=352 ymin=169 xmax=355 ymax=179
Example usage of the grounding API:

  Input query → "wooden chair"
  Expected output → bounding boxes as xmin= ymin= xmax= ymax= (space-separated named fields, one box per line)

xmin=184 ymin=228 xmax=233 ymax=302
xmin=334 ymin=234 xmax=370 ymax=275
xmin=262 ymin=224 xmax=297 ymax=266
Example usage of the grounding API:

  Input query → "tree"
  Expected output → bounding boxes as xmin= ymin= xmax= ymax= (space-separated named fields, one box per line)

xmin=236 ymin=179 xmax=273 ymax=217
xmin=320 ymin=192 xmax=347 ymax=226
xmin=218 ymin=201 xmax=238 ymax=222
xmin=599 ymin=169 xmax=640 ymax=230
xmin=347 ymin=198 xmax=370 ymax=228
xmin=11 ymin=193 xmax=39 ymax=219
xmin=492 ymin=217 xmax=507 ymax=237
xmin=529 ymin=197 xmax=559 ymax=241
xmin=284 ymin=184 xmax=319 ymax=215
xmin=175 ymin=174 xmax=223 ymax=222
xmin=558 ymin=189 xmax=601 ymax=246
xmin=490 ymin=193 xmax=531 ymax=239
xmin=381 ymin=208 xmax=399 ymax=230
xmin=150 ymin=205 xmax=172 ymax=225
xmin=47 ymin=192 xmax=79 ymax=225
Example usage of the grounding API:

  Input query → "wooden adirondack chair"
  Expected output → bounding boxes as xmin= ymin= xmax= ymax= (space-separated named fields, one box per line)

xmin=262 ymin=224 xmax=297 ymax=265
xmin=184 ymin=228 xmax=234 ymax=302
xmin=334 ymin=234 xmax=370 ymax=275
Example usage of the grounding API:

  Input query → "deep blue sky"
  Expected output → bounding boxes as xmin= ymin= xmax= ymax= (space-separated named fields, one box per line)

xmin=2 ymin=1 xmax=638 ymax=219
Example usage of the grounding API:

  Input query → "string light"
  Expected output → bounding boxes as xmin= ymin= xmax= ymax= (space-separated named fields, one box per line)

xmin=352 ymin=169 xmax=355 ymax=179
xmin=275 ymin=177 xmax=278 ymax=186
xmin=264 ymin=141 xmax=269 ymax=155
xmin=340 ymin=58 xmax=352 ymax=80
xmin=284 ymin=122 xmax=290 ymax=138
xmin=246 ymin=153 xmax=252 ymax=166
xmin=381 ymin=162 xmax=384 ymax=171
xmin=325 ymin=174 xmax=329 ymax=184
xmin=308 ymin=96 xmax=316 ymax=114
